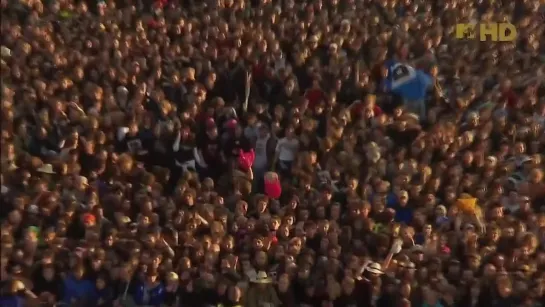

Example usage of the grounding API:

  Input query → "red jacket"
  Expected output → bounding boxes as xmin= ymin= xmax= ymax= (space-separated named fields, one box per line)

xmin=305 ymin=88 xmax=325 ymax=109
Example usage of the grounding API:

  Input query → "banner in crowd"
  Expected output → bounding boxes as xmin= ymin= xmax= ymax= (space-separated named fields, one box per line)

xmin=383 ymin=60 xmax=432 ymax=101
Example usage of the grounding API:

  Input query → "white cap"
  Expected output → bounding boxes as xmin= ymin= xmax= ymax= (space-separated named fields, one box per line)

xmin=27 ymin=204 xmax=39 ymax=214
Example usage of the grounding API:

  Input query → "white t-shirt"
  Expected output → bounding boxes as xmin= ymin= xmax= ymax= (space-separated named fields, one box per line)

xmin=276 ymin=137 xmax=299 ymax=162
xmin=501 ymin=196 xmax=519 ymax=213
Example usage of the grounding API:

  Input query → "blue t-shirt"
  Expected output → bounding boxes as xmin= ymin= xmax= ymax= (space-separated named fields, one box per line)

xmin=0 ymin=295 xmax=23 ymax=307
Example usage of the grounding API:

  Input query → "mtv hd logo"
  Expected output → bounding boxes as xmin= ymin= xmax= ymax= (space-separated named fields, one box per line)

xmin=455 ymin=23 xmax=517 ymax=42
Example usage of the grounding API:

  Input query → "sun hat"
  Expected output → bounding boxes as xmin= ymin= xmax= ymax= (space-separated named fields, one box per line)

xmin=308 ymin=35 xmax=319 ymax=42
xmin=26 ymin=204 xmax=39 ymax=214
xmin=250 ymin=271 xmax=272 ymax=284
xmin=467 ymin=111 xmax=479 ymax=120
xmin=0 ymin=46 xmax=11 ymax=58
xmin=365 ymin=262 xmax=384 ymax=274
xmin=167 ymin=272 xmax=179 ymax=281
xmin=120 ymin=216 xmax=131 ymax=224
xmin=37 ymin=164 xmax=55 ymax=174
xmin=486 ymin=156 xmax=498 ymax=164
xmin=76 ymin=176 xmax=89 ymax=186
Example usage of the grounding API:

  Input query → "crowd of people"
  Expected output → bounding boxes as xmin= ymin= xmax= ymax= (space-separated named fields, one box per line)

xmin=1 ymin=0 xmax=545 ymax=306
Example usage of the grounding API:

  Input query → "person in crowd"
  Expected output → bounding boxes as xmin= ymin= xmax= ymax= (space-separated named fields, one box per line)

xmin=244 ymin=271 xmax=280 ymax=307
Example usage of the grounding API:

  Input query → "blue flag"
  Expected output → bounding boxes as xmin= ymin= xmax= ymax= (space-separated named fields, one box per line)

xmin=383 ymin=60 xmax=432 ymax=101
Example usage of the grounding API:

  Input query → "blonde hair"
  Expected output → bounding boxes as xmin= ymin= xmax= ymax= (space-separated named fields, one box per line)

xmin=117 ymin=154 xmax=134 ymax=173
xmin=522 ymin=233 xmax=539 ymax=253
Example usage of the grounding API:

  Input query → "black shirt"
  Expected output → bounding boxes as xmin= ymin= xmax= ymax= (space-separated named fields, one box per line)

xmin=354 ymin=278 xmax=373 ymax=307
xmin=163 ymin=287 xmax=179 ymax=306
xmin=173 ymin=142 xmax=194 ymax=164
xmin=116 ymin=132 xmax=145 ymax=155
xmin=334 ymin=292 xmax=359 ymax=307
xmin=197 ymin=134 xmax=221 ymax=167
xmin=178 ymin=287 xmax=201 ymax=307
xmin=223 ymin=135 xmax=252 ymax=158
xmin=32 ymin=272 xmax=63 ymax=299
xmin=276 ymin=287 xmax=296 ymax=307
xmin=387 ymin=126 xmax=421 ymax=149
xmin=78 ymin=150 xmax=97 ymax=176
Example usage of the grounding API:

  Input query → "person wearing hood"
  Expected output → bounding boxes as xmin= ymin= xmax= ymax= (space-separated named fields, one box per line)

xmin=89 ymin=274 xmax=114 ymax=306
xmin=32 ymin=263 xmax=63 ymax=303
xmin=131 ymin=268 xmax=165 ymax=306
xmin=0 ymin=280 xmax=26 ymax=307
xmin=391 ymin=190 xmax=413 ymax=224
xmin=62 ymin=264 xmax=94 ymax=305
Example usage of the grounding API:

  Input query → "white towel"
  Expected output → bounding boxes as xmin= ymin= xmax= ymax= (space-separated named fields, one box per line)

xmin=175 ymin=159 xmax=196 ymax=172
